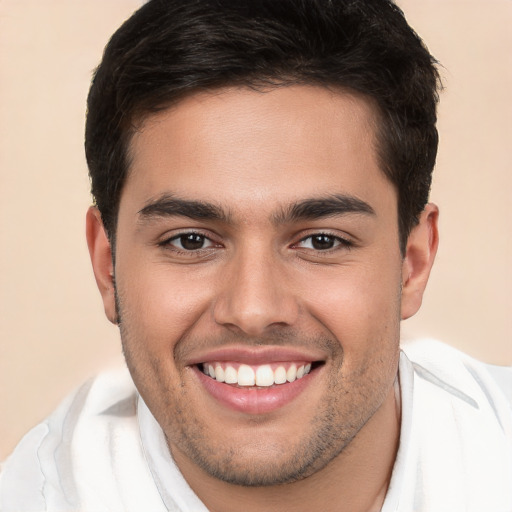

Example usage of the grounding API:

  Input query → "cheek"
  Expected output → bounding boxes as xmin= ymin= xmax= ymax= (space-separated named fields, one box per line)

xmin=115 ymin=257 xmax=214 ymax=349
xmin=302 ymin=259 xmax=402 ymax=350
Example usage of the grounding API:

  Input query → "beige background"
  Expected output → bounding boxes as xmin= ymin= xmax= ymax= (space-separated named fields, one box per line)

xmin=1 ymin=0 xmax=511 ymax=460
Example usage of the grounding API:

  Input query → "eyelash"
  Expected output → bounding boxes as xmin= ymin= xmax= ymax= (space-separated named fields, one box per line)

xmin=159 ymin=231 xmax=353 ymax=254
xmin=159 ymin=231 xmax=219 ymax=254
xmin=294 ymin=232 xmax=353 ymax=252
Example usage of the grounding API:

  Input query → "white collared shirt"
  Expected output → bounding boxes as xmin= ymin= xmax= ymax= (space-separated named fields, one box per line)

xmin=1 ymin=340 xmax=511 ymax=511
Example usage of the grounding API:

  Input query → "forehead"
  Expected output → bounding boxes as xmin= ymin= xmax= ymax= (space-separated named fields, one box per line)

xmin=122 ymin=85 xmax=394 ymax=219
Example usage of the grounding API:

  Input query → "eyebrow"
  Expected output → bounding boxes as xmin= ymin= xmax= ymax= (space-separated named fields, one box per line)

xmin=137 ymin=193 xmax=375 ymax=225
xmin=138 ymin=194 xmax=231 ymax=223
xmin=273 ymin=194 xmax=375 ymax=224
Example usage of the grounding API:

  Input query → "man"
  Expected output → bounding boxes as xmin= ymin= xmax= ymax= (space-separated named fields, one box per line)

xmin=1 ymin=0 xmax=511 ymax=510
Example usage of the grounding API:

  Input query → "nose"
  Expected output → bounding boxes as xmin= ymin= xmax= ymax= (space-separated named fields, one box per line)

xmin=213 ymin=247 xmax=299 ymax=336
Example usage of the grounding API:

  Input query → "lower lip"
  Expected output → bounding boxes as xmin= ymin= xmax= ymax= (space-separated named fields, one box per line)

xmin=193 ymin=366 xmax=317 ymax=415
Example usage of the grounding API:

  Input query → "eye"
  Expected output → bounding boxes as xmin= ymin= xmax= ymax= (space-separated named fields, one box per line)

xmin=296 ymin=233 xmax=351 ymax=251
xmin=165 ymin=232 xmax=216 ymax=251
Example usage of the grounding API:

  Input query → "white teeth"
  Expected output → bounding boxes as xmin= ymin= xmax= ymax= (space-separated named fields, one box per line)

xmin=255 ymin=365 xmax=274 ymax=387
xmin=286 ymin=364 xmax=297 ymax=382
xmin=203 ymin=362 xmax=314 ymax=386
xmin=274 ymin=366 xmax=287 ymax=385
xmin=237 ymin=364 xmax=255 ymax=386
xmin=224 ymin=365 xmax=238 ymax=384
xmin=214 ymin=365 xmax=225 ymax=382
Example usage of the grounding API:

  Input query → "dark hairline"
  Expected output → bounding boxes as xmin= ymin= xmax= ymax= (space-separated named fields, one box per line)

xmin=86 ymin=0 xmax=440 ymax=259
xmin=109 ymin=82 xmax=400 ymax=251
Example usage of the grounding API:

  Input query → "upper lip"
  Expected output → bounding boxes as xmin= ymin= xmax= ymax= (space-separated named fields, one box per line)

xmin=185 ymin=345 xmax=327 ymax=366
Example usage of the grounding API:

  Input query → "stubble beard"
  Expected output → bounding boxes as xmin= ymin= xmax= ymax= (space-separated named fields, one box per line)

xmin=167 ymin=356 xmax=354 ymax=487
xmin=115 ymin=285 xmax=399 ymax=488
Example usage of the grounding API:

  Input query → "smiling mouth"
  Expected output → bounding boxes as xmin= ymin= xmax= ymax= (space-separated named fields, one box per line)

xmin=199 ymin=361 xmax=323 ymax=388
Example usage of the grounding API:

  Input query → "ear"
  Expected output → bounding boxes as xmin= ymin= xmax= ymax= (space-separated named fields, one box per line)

xmin=401 ymin=203 xmax=439 ymax=320
xmin=86 ymin=206 xmax=117 ymax=324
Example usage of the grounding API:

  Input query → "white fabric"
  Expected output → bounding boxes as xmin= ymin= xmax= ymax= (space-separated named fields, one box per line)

xmin=1 ymin=340 xmax=511 ymax=511
xmin=384 ymin=340 xmax=512 ymax=512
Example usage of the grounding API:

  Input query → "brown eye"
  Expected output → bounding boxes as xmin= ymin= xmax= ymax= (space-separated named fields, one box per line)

xmin=296 ymin=233 xmax=352 ymax=251
xmin=168 ymin=233 xmax=214 ymax=251
xmin=180 ymin=234 xmax=205 ymax=250
xmin=311 ymin=234 xmax=336 ymax=250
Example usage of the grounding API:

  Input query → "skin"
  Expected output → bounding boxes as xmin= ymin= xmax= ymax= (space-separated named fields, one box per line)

xmin=87 ymin=85 xmax=438 ymax=511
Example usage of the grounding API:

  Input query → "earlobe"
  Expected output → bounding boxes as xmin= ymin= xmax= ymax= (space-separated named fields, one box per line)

xmin=401 ymin=203 xmax=439 ymax=320
xmin=86 ymin=206 xmax=118 ymax=324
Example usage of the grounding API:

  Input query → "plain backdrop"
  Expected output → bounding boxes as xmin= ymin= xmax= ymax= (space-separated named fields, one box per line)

xmin=1 ymin=0 xmax=511 ymax=459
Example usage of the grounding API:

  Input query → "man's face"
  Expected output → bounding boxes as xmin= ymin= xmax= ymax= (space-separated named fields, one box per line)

xmin=111 ymin=86 xmax=405 ymax=485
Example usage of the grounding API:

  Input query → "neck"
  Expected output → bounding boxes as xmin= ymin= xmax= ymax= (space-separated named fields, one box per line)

xmin=173 ymin=383 xmax=401 ymax=512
